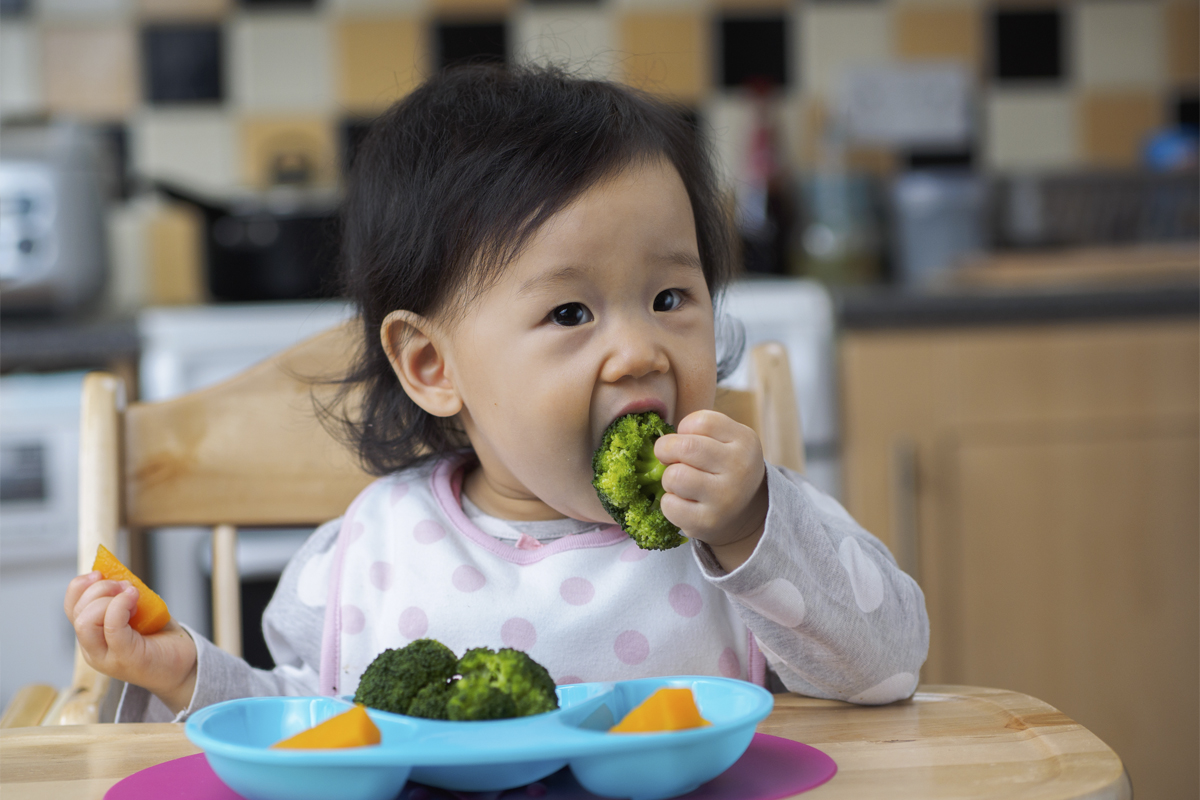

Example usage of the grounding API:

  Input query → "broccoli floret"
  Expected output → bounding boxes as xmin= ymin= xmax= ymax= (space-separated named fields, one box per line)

xmin=592 ymin=411 xmax=687 ymax=551
xmin=447 ymin=647 xmax=560 ymax=720
xmin=406 ymin=681 xmax=452 ymax=720
xmin=353 ymin=638 xmax=458 ymax=715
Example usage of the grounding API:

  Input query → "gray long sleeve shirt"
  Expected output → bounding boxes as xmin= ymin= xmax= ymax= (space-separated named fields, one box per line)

xmin=117 ymin=464 xmax=928 ymax=722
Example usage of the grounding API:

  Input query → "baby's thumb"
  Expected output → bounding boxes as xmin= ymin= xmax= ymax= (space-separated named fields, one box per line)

xmin=103 ymin=585 xmax=142 ymax=655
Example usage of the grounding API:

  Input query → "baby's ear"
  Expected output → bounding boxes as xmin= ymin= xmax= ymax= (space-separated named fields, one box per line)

xmin=380 ymin=310 xmax=463 ymax=418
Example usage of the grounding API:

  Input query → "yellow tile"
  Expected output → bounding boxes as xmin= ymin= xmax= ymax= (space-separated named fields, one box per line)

xmin=241 ymin=117 xmax=338 ymax=189
xmin=895 ymin=4 xmax=981 ymax=73
xmin=139 ymin=0 xmax=229 ymax=19
xmin=43 ymin=25 xmax=136 ymax=119
xmin=1166 ymin=2 xmax=1199 ymax=85
xmin=337 ymin=18 xmax=427 ymax=114
xmin=1079 ymin=91 xmax=1166 ymax=168
xmin=148 ymin=201 xmax=207 ymax=306
xmin=619 ymin=12 xmax=707 ymax=103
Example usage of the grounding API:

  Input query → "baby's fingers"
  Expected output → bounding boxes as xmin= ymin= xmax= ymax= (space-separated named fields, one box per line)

xmin=71 ymin=578 xmax=127 ymax=622
xmin=64 ymin=571 xmax=102 ymax=619
xmin=102 ymin=585 xmax=142 ymax=657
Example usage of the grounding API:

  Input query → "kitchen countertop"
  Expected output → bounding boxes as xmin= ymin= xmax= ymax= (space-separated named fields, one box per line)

xmin=0 ymin=685 xmax=1129 ymax=800
xmin=0 ymin=316 xmax=139 ymax=373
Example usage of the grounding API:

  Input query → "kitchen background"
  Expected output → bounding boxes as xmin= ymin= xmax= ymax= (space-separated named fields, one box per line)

xmin=1 ymin=0 xmax=1197 ymax=797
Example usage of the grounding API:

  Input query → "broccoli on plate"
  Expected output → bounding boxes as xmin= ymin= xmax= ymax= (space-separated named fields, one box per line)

xmin=592 ymin=411 xmax=686 ymax=551
xmin=353 ymin=640 xmax=559 ymax=721
xmin=352 ymin=638 xmax=458 ymax=716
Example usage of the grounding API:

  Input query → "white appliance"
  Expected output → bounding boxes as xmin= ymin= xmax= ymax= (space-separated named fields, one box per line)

xmin=0 ymin=370 xmax=88 ymax=711
xmin=720 ymin=278 xmax=840 ymax=499
xmin=139 ymin=301 xmax=355 ymax=657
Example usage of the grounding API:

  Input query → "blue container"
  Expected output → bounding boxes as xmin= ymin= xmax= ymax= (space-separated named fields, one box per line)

xmin=185 ymin=676 xmax=774 ymax=800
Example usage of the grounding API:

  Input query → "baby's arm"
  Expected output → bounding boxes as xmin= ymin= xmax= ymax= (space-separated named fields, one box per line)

xmin=695 ymin=466 xmax=930 ymax=704
xmin=64 ymin=572 xmax=198 ymax=714
xmin=70 ymin=519 xmax=340 ymax=723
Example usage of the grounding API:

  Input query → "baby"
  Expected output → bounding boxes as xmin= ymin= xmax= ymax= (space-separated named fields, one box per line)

xmin=65 ymin=65 xmax=928 ymax=722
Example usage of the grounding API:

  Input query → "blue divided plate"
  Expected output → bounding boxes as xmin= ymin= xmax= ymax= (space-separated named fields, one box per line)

xmin=185 ymin=675 xmax=773 ymax=800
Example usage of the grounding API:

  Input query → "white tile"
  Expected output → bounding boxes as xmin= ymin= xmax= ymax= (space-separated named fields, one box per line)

xmin=328 ymin=0 xmax=423 ymax=14
xmin=1074 ymin=0 xmax=1165 ymax=88
xmin=132 ymin=109 xmax=240 ymax=193
xmin=512 ymin=5 xmax=617 ymax=80
xmin=801 ymin=2 xmax=893 ymax=99
xmin=39 ymin=0 xmax=130 ymax=18
xmin=985 ymin=89 xmax=1078 ymax=171
xmin=702 ymin=94 xmax=755 ymax=194
xmin=230 ymin=14 xmax=334 ymax=112
xmin=612 ymin=0 xmax=706 ymax=10
xmin=0 ymin=22 xmax=42 ymax=116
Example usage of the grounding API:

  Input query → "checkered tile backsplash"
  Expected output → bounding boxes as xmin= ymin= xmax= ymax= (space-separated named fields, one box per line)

xmin=2 ymin=0 xmax=1196 ymax=196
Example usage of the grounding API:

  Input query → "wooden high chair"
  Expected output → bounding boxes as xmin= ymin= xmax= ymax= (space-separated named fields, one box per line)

xmin=0 ymin=323 xmax=803 ymax=728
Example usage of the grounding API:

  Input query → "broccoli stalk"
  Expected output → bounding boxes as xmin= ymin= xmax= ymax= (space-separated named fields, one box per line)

xmin=593 ymin=411 xmax=686 ymax=551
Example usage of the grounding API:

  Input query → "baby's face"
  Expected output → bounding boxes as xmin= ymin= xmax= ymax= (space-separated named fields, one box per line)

xmin=444 ymin=158 xmax=717 ymax=522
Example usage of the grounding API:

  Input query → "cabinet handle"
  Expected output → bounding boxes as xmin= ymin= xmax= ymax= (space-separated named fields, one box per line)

xmin=891 ymin=440 xmax=921 ymax=583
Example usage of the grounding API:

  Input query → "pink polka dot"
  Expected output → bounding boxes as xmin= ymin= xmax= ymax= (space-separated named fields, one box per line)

xmin=345 ymin=521 xmax=365 ymax=545
xmin=390 ymin=481 xmax=410 ymax=504
xmin=619 ymin=541 xmax=650 ymax=562
xmin=559 ymin=577 xmax=595 ymax=606
xmin=341 ymin=604 xmax=364 ymax=635
xmin=718 ymin=647 xmax=741 ymax=678
xmin=398 ymin=606 xmax=428 ymax=640
xmin=414 ymin=519 xmax=446 ymax=544
xmin=369 ymin=561 xmax=392 ymax=591
xmin=668 ymin=583 xmax=703 ymax=618
xmin=501 ymin=617 xmax=537 ymax=651
xmin=452 ymin=565 xmax=486 ymax=592
xmin=613 ymin=630 xmax=650 ymax=665
xmin=555 ymin=675 xmax=584 ymax=685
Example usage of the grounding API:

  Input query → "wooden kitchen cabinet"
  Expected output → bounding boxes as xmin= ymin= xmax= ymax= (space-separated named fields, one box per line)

xmin=841 ymin=316 xmax=1199 ymax=800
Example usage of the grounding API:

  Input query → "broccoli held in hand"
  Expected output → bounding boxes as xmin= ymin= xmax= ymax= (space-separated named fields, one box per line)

xmin=592 ymin=411 xmax=686 ymax=551
xmin=352 ymin=638 xmax=458 ymax=716
xmin=353 ymin=639 xmax=559 ymax=721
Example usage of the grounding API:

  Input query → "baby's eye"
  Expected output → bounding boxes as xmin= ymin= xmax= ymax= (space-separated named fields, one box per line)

xmin=550 ymin=302 xmax=593 ymax=327
xmin=653 ymin=289 xmax=685 ymax=312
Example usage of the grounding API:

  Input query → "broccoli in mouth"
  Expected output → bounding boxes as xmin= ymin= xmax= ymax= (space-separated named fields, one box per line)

xmin=592 ymin=411 xmax=687 ymax=551
xmin=353 ymin=639 xmax=559 ymax=721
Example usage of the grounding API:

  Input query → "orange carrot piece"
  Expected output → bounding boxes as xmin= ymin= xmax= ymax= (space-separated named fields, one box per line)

xmin=92 ymin=544 xmax=172 ymax=635
xmin=609 ymin=687 xmax=711 ymax=734
xmin=272 ymin=704 xmax=382 ymax=749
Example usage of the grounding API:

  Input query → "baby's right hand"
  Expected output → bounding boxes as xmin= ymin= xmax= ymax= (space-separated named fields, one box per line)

xmin=64 ymin=571 xmax=198 ymax=714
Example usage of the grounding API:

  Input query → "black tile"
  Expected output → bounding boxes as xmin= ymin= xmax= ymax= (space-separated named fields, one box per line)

xmin=437 ymin=21 xmax=507 ymax=70
xmin=720 ymin=16 xmax=788 ymax=89
xmin=992 ymin=8 xmax=1064 ymax=82
xmin=905 ymin=148 xmax=974 ymax=170
xmin=142 ymin=24 xmax=223 ymax=104
xmin=0 ymin=0 xmax=29 ymax=18
xmin=1177 ymin=93 xmax=1199 ymax=129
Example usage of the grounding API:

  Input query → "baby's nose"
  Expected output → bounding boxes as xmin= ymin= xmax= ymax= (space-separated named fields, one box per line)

xmin=601 ymin=327 xmax=670 ymax=382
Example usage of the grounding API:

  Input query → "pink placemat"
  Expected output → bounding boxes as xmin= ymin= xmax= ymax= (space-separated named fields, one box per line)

xmin=105 ymin=734 xmax=836 ymax=800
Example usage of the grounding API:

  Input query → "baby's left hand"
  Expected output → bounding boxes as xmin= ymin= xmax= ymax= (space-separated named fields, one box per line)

xmin=655 ymin=410 xmax=768 ymax=567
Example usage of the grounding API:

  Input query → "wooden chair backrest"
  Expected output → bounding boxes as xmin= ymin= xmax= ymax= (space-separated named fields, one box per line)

xmin=51 ymin=321 xmax=803 ymax=725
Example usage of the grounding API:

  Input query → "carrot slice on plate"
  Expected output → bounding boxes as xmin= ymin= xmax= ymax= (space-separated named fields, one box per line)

xmin=92 ymin=544 xmax=172 ymax=635
xmin=609 ymin=687 xmax=711 ymax=734
xmin=273 ymin=704 xmax=382 ymax=749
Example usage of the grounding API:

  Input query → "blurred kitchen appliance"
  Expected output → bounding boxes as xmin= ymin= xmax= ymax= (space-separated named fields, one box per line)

xmin=891 ymin=172 xmax=988 ymax=287
xmin=720 ymin=279 xmax=840 ymax=499
xmin=0 ymin=370 xmax=88 ymax=711
xmin=155 ymin=183 xmax=340 ymax=303
xmin=139 ymin=301 xmax=354 ymax=666
xmin=0 ymin=123 xmax=109 ymax=316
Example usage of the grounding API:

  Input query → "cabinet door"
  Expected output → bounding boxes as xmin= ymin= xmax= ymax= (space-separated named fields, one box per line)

xmin=948 ymin=424 xmax=1198 ymax=800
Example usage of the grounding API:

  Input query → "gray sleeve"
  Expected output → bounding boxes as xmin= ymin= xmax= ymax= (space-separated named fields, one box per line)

xmin=114 ymin=518 xmax=342 ymax=723
xmin=693 ymin=465 xmax=929 ymax=705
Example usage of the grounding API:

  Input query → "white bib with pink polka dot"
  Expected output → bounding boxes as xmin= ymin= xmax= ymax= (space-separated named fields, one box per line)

xmin=317 ymin=452 xmax=762 ymax=696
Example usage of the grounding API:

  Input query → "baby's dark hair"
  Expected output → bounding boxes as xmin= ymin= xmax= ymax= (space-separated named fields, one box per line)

xmin=335 ymin=64 xmax=737 ymax=476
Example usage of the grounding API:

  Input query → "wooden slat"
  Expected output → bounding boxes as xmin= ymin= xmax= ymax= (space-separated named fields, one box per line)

xmin=0 ymin=686 xmax=58 ymax=729
xmin=211 ymin=525 xmax=242 ymax=658
xmin=124 ymin=323 xmax=373 ymax=527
